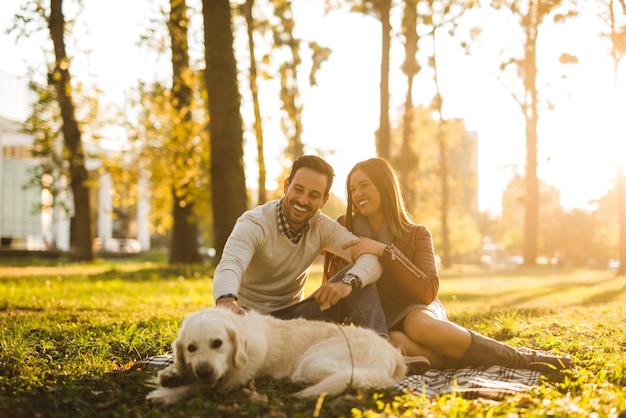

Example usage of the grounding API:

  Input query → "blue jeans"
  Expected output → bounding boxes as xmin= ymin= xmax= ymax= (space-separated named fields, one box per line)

xmin=269 ymin=264 xmax=389 ymax=338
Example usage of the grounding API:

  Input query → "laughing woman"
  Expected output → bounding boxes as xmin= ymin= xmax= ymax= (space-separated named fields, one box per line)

xmin=324 ymin=157 xmax=573 ymax=375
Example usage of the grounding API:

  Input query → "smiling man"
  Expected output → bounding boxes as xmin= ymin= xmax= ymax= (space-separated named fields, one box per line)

xmin=212 ymin=155 xmax=388 ymax=337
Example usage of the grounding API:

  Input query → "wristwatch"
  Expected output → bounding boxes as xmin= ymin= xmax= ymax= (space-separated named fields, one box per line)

xmin=342 ymin=273 xmax=361 ymax=290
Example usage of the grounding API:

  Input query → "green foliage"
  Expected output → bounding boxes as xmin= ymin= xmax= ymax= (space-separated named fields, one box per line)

xmin=391 ymin=106 xmax=483 ymax=260
xmin=126 ymin=74 xmax=211 ymax=241
xmin=1 ymin=261 xmax=625 ymax=416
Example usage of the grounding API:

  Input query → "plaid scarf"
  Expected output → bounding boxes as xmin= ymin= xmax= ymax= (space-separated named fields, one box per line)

xmin=351 ymin=212 xmax=393 ymax=244
xmin=277 ymin=198 xmax=309 ymax=244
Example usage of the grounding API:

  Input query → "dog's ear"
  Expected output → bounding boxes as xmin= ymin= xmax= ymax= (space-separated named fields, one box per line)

xmin=226 ymin=325 xmax=248 ymax=369
xmin=172 ymin=337 xmax=187 ymax=370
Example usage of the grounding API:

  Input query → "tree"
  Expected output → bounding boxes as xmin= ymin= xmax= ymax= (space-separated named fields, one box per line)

xmin=430 ymin=10 xmax=450 ymax=268
xmin=397 ymin=0 xmax=472 ymax=267
xmin=391 ymin=106 xmax=481 ymax=261
xmin=128 ymin=0 xmax=210 ymax=259
xmin=615 ymin=135 xmax=625 ymax=276
xmin=593 ymin=185 xmax=624 ymax=267
xmin=23 ymin=81 xmax=66 ymax=246
xmin=236 ymin=0 xmax=330 ymax=191
xmin=464 ymin=0 xmax=578 ymax=265
xmin=346 ymin=0 xmax=393 ymax=159
xmin=242 ymin=0 xmax=267 ymax=205
xmin=273 ymin=0 xmax=304 ymax=160
xmin=48 ymin=0 xmax=94 ymax=261
xmin=202 ymin=0 xmax=248 ymax=258
xmin=597 ymin=0 xmax=626 ymax=275
xmin=167 ymin=0 xmax=202 ymax=264
xmin=129 ymin=76 xmax=210 ymax=258
xmin=500 ymin=171 xmax=568 ymax=262
xmin=377 ymin=0 xmax=393 ymax=159
xmin=398 ymin=0 xmax=420 ymax=205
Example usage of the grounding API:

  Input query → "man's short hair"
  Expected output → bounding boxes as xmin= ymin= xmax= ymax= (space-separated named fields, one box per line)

xmin=288 ymin=155 xmax=335 ymax=197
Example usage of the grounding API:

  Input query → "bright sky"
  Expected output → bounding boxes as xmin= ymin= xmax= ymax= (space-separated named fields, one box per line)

xmin=1 ymin=0 xmax=625 ymax=214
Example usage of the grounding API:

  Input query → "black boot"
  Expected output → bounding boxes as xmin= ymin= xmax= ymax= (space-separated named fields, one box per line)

xmin=451 ymin=331 xmax=574 ymax=375
xmin=404 ymin=355 xmax=431 ymax=375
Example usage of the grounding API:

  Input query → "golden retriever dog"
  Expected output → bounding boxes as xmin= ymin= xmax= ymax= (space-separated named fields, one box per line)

xmin=146 ymin=306 xmax=407 ymax=404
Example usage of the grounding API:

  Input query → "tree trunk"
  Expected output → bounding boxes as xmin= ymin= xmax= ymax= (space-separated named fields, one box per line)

xmin=617 ymin=164 xmax=626 ymax=276
xmin=609 ymin=1 xmax=625 ymax=275
xmin=377 ymin=0 xmax=392 ymax=159
xmin=432 ymin=30 xmax=451 ymax=269
xmin=522 ymin=0 xmax=540 ymax=266
xmin=243 ymin=0 xmax=266 ymax=205
xmin=274 ymin=1 xmax=304 ymax=160
xmin=202 ymin=0 xmax=247 ymax=259
xmin=437 ymin=122 xmax=450 ymax=268
xmin=48 ymin=0 xmax=94 ymax=262
xmin=399 ymin=0 xmax=418 ymax=208
xmin=523 ymin=112 xmax=539 ymax=266
xmin=170 ymin=193 xmax=202 ymax=264
xmin=168 ymin=0 xmax=201 ymax=264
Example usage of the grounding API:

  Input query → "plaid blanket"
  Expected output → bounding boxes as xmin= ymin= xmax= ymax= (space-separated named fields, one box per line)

xmin=142 ymin=355 xmax=540 ymax=400
xmin=395 ymin=366 xmax=540 ymax=399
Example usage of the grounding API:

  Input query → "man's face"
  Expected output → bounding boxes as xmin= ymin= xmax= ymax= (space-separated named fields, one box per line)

xmin=282 ymin=167 xmax=329 ymax=230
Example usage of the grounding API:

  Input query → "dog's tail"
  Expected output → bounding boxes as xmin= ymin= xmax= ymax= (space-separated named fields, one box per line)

xmin=293 ymin=368 xmax=399 ymax=398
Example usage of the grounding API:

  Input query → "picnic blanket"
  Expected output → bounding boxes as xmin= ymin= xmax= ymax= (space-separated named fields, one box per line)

xmin=142 ymin=355 xmax=541 ymax=400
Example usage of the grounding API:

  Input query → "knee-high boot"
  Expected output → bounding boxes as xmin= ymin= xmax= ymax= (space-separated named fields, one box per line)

xmin=449 ymin=330 xmax=574 ymax=375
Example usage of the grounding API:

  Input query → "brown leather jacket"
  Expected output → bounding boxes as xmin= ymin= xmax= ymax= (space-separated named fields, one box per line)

xmin=323 ymin=215 xmax=439 ymax=305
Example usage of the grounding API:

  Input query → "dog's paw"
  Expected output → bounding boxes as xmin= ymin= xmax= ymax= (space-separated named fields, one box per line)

xmin=146 ymin=387 xmax=177 ymax=405
xmin=146 ymin=385 xmax=201 ymax=405
xmin=157 ymin=366 xmax=185 ymax=388
xmin=144 ymin=375 xmax=160 ymax=389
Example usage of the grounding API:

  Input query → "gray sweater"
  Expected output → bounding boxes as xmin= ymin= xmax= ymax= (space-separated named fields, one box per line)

xmin=213 ymin=200 xmax=383 ymax=314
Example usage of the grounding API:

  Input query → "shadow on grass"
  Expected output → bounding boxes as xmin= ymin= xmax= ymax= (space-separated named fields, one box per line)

xmin=579 ymin=280 xmax=626 ymax=305
xmin=0 ymin=364 xmax=170 ymax=418
xmin=440 ymin=266 xmax=584 ymax=281
xmin=87 ymin=265 xmax=214 ymax=282
xmin=0 ymin=363 xmax=377 ymax=418
xmin=450 ymin=306 xmax=553 ymax=321
xmin=494 ymin=276 xmax=623 ymax=307
xmin=0 ymin=263 xmax=215 ymax=283
xmin=439 ymin=274 xmax=624 ymax=309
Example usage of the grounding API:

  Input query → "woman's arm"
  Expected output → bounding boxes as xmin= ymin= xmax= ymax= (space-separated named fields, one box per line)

xmin=377 ymin=225 xmax=439 ymax=304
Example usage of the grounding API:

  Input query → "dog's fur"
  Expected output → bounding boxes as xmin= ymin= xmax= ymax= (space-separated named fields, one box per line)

xmin=146 ymin=307 xmax=407 ymax=404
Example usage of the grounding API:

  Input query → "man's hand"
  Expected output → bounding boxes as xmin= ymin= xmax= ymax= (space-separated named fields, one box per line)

xmin=343 ymin=237 xmax=387 ymax=260
xmin=313 ymin=281 xmax=352 ymax=310
xmin=216 ymin=297 xmax=246 ymax=315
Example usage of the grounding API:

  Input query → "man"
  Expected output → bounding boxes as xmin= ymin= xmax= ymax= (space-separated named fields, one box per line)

xmin=213 ymin=155 xmax=388 ymax=337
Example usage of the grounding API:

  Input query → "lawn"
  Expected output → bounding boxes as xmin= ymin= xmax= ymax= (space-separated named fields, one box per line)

xmin=0 ymin=257 xmax=625 ymax=417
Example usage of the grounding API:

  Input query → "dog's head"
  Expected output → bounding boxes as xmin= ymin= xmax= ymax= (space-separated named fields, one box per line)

xmin=172 ymin=307 xmax=249 ymax=386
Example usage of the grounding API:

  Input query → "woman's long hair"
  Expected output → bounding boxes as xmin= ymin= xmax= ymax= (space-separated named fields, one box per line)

xmin=344 ymin=158 xmax=413 ymax=239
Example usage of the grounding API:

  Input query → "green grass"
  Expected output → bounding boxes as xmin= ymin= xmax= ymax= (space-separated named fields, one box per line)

xmin=0 ymin=259 xmax=625 ymax=417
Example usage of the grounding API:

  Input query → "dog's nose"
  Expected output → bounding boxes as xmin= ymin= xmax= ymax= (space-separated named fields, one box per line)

xmin=194 ymin=364 xmax=214 ymax=382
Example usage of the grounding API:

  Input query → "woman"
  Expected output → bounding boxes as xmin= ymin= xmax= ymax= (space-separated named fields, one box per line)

xmin=324 ymin=157 xmax=573 ymax=375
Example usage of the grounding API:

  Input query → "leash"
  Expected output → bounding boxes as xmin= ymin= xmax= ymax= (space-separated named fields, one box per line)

xmin=335 ymin=323 xmax=355 ymax=387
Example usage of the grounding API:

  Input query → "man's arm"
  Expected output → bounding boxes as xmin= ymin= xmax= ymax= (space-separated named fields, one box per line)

xmin=213 ymin=214 xmax=264 ymax=314
xmin=345 ymin=253 xmax=383 ymax=287
xmin=322 ymin=218 xmax=383 ymax=287
xmin=313 ymin=216 xmax=384 ymax=309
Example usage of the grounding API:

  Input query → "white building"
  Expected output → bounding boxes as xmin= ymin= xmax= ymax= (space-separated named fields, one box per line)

xmin=0 ymin=69 xmax=150 ymax=253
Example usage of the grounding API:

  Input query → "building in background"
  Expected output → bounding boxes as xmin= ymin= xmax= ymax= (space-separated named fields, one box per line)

xmin=449 ymin=128 xmax=479 ymax=216
xmin=0 ymin=70 xmax=54 ymax=250
xmin=0 ymin=69 xmax=149 ymax=253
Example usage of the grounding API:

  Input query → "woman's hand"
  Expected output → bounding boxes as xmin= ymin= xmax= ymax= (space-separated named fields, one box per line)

xmin=343 ymin=237 xmax=387 ymax=261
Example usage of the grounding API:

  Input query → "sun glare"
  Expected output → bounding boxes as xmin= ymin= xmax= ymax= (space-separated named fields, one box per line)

xmin=2 ymin=0 xmax=625 ymax=214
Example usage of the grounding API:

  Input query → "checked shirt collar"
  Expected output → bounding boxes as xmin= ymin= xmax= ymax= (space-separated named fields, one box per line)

xmin=277 ymin=198 xmax=310 ymax=244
